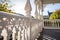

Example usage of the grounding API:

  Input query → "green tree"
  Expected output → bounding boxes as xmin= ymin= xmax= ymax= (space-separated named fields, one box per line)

xmin=49 ymin=10 xmax=60 ymax=26
xmin=49 ymin=10 xmax=60 ymax=19
xmin=0 ymin=0 xmax=15 ymax=14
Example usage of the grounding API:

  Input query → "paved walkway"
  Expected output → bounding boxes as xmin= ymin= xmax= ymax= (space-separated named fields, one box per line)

xmin=37 ymin=28 xmax=60 ymax=40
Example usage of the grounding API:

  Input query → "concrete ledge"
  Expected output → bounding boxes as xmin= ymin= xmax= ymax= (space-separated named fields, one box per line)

xmin=43 ymin=27 xmax=60 ymax=29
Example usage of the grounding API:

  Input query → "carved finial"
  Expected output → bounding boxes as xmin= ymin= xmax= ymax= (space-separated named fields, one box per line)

xmin=25 ymin=0 xmax=32 ymax=17
xmin=34 ymin=0 xmax=42 ymax=19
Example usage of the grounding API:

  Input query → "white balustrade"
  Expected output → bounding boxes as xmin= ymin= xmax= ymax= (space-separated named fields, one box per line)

xmin=0 ymin=10 xmax=42 ymax=40
xmin=44 ymin=19 xmax=60 ymax=28
xmin=0 ymin=11 xmax=60 ymax=40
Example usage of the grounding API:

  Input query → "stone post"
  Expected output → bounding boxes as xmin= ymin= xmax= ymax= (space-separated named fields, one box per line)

xmin=25 ymin=0 xmax=32 ymax=17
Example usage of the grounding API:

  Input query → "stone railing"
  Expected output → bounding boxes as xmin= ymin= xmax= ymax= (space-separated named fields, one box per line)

xmin=44 ymin=19 xmax=60 ymax=27
xmin=0 ymin=11 xmax=43 ymax=40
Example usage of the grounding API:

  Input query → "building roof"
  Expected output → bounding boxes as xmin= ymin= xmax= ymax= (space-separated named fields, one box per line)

xmin=41 ymin=0 xmax=60 ymax=4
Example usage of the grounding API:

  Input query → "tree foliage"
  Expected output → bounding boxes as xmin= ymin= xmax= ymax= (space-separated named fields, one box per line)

xmin=49 ymin=10 xmax=60 ymax=19
xmin=0 ymin=0 xmax=15 ymax=14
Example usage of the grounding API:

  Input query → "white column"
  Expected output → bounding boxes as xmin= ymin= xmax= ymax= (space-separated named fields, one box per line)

xmin=12 ymin=27 xmax=16 ymax=40
xmin=18 ymin=27 xmax=21 ymax=40
xmin=25 ymin=0 xmax=32 ymax=17
xmin=1 ymin=28 xmax=8 ymax=40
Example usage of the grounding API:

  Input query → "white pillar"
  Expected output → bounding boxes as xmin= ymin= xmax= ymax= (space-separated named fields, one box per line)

xmin=25 ymin=0 xmax=32 ymax=17
xmin=1 ymin=28 xmax=8 ymax=40
xmin=12 ymin=27 xmax=16 ymax=40
xmin=17 ymin=27 xmax=21 ymax=40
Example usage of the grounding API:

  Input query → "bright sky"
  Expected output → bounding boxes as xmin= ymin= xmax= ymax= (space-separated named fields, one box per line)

xmin=11 ymin=0 xmax=60 ymax=16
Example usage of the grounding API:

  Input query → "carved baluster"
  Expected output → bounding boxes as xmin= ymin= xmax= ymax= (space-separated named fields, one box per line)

xmin=12 ymin=27 xmax=16 ymax=40
xmin=25 ymin=26 xmax=28 ymax=40
xmin=58 ymin=21 xmax=59 ymax=27
xmin=1 ymin=28 xmax=8 ymax=40
xmin=27 ymin=25 xmax=31 ymax=40
xmin=21 ymin=28 xmax=24 ymax=40
xmin=18 ymin=27 xmax=21 ymax=40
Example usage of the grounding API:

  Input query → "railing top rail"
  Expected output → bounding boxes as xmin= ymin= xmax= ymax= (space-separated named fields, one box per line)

xmin=0 ymin=11 xmax=26 ymax=18
xmin=0 ymin=11 xmax=41 ymax=21
xmin=43 ymin=27 xmax=60 ymax=29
